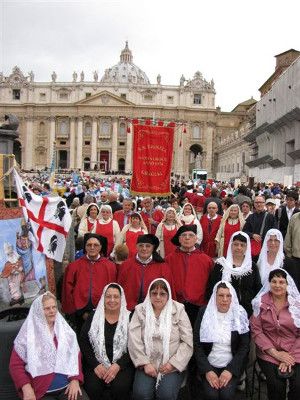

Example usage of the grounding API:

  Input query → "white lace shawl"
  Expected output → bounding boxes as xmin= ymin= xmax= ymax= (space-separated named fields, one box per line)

xmin=257 ymin=229 xmax=284 ymax=284
xmin=200 ymin=281 xmax=249 ymax=343
xmin=142 ymin=278 xmax=173 ymax=386
xmin=216 ymin=231 xmax=252 ymax=282
xmin=179 ymin=203 xmax=197 ymax=225
xmin=14 ymin=292 xmax=79 ymax=378
xmin=252 ymin=270 xmax=300 ymax=327
xmin=88 ymin=283 xmax=130 ymax=368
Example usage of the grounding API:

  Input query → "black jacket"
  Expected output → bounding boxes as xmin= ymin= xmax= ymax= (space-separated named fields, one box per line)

xmin=194 ymin=306 xmax=250 ymax=378
xmin=243 ymin=211 xmax=276 ymax=241
xmin=275 ymin=206 xmax=300 ymax=239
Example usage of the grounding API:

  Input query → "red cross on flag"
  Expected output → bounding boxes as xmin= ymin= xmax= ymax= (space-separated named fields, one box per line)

xmin=13 ymin=169 xmax=72 ymax=262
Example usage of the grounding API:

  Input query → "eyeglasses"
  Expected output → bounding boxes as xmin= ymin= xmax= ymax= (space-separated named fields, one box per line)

xmin=86 ymin=243 xmax=100 ymax=247
xmin=180 ymin=233 xmax=196 ymax=238
xmin=150 ymin=291 xmax=168 ymax=298
xmin=254 ymin=201 xmax=265 ymax=204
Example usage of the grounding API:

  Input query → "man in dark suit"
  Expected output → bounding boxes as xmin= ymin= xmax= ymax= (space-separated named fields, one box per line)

xmin=275 ymin=191 xmax=300 ymax=239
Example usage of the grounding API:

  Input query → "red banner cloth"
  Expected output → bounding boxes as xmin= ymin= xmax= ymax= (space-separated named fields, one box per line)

xmin=130 ymin=124 xmax=174 ymax=196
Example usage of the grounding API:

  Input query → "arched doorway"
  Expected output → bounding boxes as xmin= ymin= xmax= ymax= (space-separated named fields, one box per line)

xmin=13 ymin=140 xmax=22 ymax=166
xmin=100 ymin=151 xmax=109 ymax=171
xmin=118 ymin=158 xmax=125 ymax=172
xmin=189 ymin=144 xmax=203 ymax=174
xmin=84 ymin=157 xmax=91 ymax=170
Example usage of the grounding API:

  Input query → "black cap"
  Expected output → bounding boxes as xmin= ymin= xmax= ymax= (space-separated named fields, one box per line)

xmin=83 ymin=233 xmax=108 ymax=257
xmin=171 ymin=224 xmax=197 ymax=247
xmin=137 ymin=234 xmax=159 ymax=251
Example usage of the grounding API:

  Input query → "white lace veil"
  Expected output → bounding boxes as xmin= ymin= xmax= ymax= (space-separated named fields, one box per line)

xmin=252 ymin=269 xmax=300 ymax=327
xmin=14 ymin=292 xmax=79 ymax=378
xmin=88 ymin=283 xmax=130 ymax=368
xmin=216 ymin=231 xmax=252 ymax=281
xmin=200 ymin=281 xmax=249 ymax=343
xmin=257 ymin=229 xmax=284 ymax=284
xmin=142 ymin=278 xmax=173 ymax=386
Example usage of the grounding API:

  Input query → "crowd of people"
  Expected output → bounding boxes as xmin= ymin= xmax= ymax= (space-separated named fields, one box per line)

xmin=7 ymin=172 xmax=300 ymax=400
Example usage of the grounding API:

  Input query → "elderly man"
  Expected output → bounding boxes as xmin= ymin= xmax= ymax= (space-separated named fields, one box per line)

xmin=166 ymin=225 xmax=214 ymax=325
xmin=108 ymin=192 xmax=122 ymax=213
xmin=113 ymin=198 xmax=134 ymax=230
xmin=62 ymin=233 xmax=116 ymax=333
xmin=284 ymin=212 xmax=300 ymax=290
xmin=117 ymin=234 xmax=174 ymax=311
xmin=243 ymin=195 xmax=276 ymax=260
xmin=140 ymin=197 xmax=164 ymax=234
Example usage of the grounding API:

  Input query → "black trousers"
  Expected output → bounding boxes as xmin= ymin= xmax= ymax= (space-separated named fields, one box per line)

xmin=200 ymin=366 xmax=239 ymax=400
xmin=84 ymin=366 xmax=135 ymax=400
xmin=258 ymin=358 xmax=300 ymax=400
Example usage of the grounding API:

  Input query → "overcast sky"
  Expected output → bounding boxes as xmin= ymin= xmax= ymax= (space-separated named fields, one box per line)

xmin=0 ymin=0 xmax=299 ymax=111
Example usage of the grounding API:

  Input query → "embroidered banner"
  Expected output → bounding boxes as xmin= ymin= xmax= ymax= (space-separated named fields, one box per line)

xmin=130 ymin=125 xmax=174 ymax=196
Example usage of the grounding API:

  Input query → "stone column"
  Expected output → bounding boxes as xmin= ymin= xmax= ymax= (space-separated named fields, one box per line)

xmin=125 ymin=121 xmax=133 ymax=172
xmin=69 ymin=117 xmax=76 ymax=169
xmin=76 ymin=117 xmax=83 ymax=169
xmin=91 ymin=118 xmax=98 ymax=169
xmin=206 ymin=122 xmax=215 ymax=176
xmin=111 ymin=118 xmax=118 ymax=171
xmin=24 ymin=117 xmax=34 ymax=170
xmin=48 ymin=117 xmax=56 ymax=166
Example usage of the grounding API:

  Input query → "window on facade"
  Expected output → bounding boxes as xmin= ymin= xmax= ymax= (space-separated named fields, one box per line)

xmin=167 ymin=96 xmax=174 ymax=104
xmin=39 ymin=122 xmax=45 ymax=135
xmin=12 ymin=89 xmax=20 ymax=100
xmin=193 ymin=94 xmax=201 ymax=104
xmin=193 ymin=125 xmax=201 ymax=139
xmin=86 ymin=93 xmax=91 ymax=98
xmin=60 ymin=141 xmax=66 ymax=145
xmin=59 ymin=92 xmax=68 ymax=100
xmin=119 ymin=122 xmax=126 ymax=135
xmin=119 ymin=141 xmax=125 ymax=146
xmin=101 ymin=121 xmax=110 ymax=136
xmin=85 ymin=122 xmax=92 ymax=135
xmin=120 ymin=93 xmax=126 ymax=99
xmin=237 ymin=163 xmax=239 ymax=172
xmin=85 ymin=141 xmax=90 ymax=145
xmin=39 ymin=93 xmax=46 ymax=101
xmin=143 ymin=94 xmax=153 ymax=102
xmin=59 ymin=121 xmax=68 ymax=135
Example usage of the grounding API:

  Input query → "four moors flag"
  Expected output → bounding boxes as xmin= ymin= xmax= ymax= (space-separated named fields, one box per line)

xmin=130 ymin=123 xmax=174 ymax=196
xmin=13 ymin=169 xmax=72 ymax=262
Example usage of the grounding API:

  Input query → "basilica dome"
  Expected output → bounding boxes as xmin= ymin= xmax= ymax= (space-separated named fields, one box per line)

xmin=100 ymin=42 xmax=150 ymax=85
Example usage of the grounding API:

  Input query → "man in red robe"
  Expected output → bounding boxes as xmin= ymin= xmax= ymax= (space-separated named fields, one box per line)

xmin=166 ymin=225 xmax=213 ymax=325
xmin=113 ymin=198 xmax=134 ymax=230
xmin=117 ymin=234 xmax=175 ymax=310
xmin=62 ymin=233 xmax=116 ymax=333
xmin=140 ymin=197 xmax=164 ymax=234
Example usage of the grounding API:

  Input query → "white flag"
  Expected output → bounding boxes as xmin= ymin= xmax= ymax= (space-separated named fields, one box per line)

xmin=13 ymin=169 xmax=72 ymax=262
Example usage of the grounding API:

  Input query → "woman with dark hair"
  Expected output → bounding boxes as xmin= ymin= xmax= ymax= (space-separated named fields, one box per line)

xmin=206 ymin=231 xmax=261 ymax=316
xmin=128 ymin=278 xmax=193 ymax=400
xmin=62 ymin=233 xmax=116 ymax=334
xmin=240 ymin=201 xmax=252 ymax=221
xmin=79 ymin=283 xmax=134 ymax=400
xmin=10 ymin=292 xmax=89 ymax=400
xmin=251 ymin=269 xmax=300 ymax=400
xmin=117 ymin=234 xmax=175 ymax=311
xmin=78 ymin=203 xmax=100 ymax=237
xmin=195 ymin=281 xmax=250 ymax=400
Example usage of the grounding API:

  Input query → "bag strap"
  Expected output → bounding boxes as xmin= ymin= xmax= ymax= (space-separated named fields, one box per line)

xmin=259 ymin=212 xmax=268 ymax=236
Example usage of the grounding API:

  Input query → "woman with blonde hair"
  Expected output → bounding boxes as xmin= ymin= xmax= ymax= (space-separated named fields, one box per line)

xmin=155 ymin=207 xmax=182 ymax=258
xmin=215 ymin=204 xmax=245 ymax=257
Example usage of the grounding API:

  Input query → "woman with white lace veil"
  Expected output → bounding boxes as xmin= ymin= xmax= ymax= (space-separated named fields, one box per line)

xmin=9 ymin=292 xmax=88 ymax=400
xmin=179 ymin=202 xmax=203 ymax=245
xmin=194 ymin=281 xmax=250 ymax=400
xmin=128 ymin=278 xmax=193 ymax=400
xmin=79 ymin=283 xmax=134 ymax=400
xmin=257 ymin=228 xmax=285 ymax=284
xmin=155 ymin=207 xmax=182 ymax=258
xmin=250 ymin=269 xmax=300 ymax=400
xmin=206 ymin=231 xmax=261 ymax=316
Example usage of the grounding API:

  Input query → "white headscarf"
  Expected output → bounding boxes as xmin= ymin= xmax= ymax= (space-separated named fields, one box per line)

xmin=142 ymin=278 xmax=173 ymax=386
xmin=179 ymin=202 xmax=197 ymax=225
xmin=161 ymin=207 xmax=182 ymax=228
xmin=252 ymin=269 xmax=300 ymax=327
xmin=216 ymin=231 xmax=252 ymax=281
xmin=257 ymin=229 xmax=284 ymax=284
xmin=200 ymin=281 xmax=249 ymax=343
xmin=89 ymin=283 xmax=130 ymax=368
xmin=14 ymin=292 xmax=79 ymax=378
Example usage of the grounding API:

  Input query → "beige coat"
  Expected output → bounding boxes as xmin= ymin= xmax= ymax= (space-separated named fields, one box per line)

xmin=128 ymin=301 xmax=193 ymax=372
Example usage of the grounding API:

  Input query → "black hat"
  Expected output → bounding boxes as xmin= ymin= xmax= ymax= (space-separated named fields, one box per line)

xmin=137 ymin=234 xmax=159 ymax=251
xmin=83 ymin=233 xmax=108 ymax=257
xmin=171 ymin=225 xmax=197 ymax=247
